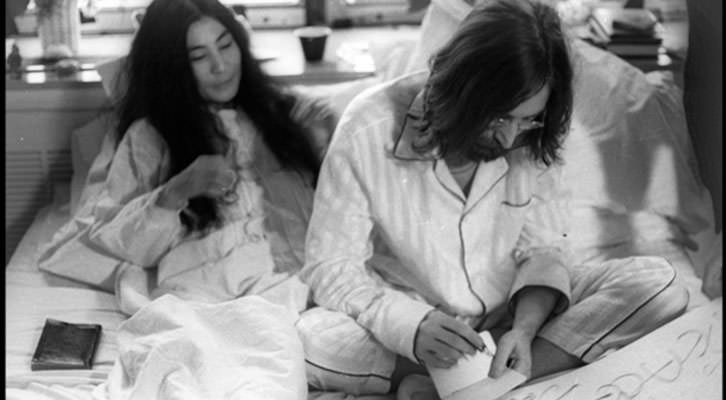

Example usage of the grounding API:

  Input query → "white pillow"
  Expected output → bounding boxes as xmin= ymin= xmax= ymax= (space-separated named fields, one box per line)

xmin=564 ymin=41 xmax=714 ymax=247
xmin=96 ymin=56 xmax=127 ymax=104
xmin=69 ymin=112 xmax=116 ymax=214
xmin=403 ymin=0 xmax=473 ymax=74
xmin=369 ymin=38 xmax=418 ymax=82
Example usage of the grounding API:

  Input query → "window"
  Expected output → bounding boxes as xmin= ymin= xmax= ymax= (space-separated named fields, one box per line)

xmin=27 ymin=0 xmax=303 ymax=11
xmin=16 ymin=0 xmax=420 ymax=35
xmin=92 ymin=0 xmax=302 ymax=7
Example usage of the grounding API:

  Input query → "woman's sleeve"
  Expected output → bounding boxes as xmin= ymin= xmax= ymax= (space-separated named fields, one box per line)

xmin=83 ymin=121 xmax=187 ymax=267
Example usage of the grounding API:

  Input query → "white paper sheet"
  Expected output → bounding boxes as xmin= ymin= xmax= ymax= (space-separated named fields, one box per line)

xmin=427 ymin=331 xmax=495 ymax=398
xmin=449 ymin=368 xmax=528 ymax=400
xmin=428 ymin=331 xmax=527 ymax=399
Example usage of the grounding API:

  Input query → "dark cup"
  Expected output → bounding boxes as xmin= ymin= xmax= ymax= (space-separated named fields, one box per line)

xmin=293 ymin=26 xmax=331 ymax=62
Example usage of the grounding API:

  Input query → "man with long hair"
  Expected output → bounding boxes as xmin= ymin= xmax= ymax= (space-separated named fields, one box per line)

xmin=297 ymin=0 xmax=689 ymax=396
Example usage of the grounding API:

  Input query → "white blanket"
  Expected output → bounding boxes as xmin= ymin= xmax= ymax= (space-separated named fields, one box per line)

xmin=94 ymin=294 xmax=307 ymax=400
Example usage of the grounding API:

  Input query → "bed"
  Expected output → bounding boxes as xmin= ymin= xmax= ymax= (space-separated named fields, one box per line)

xmin=5 ymin=1 xmax=722 ymax=399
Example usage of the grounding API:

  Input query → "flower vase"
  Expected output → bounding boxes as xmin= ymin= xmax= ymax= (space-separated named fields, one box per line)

xmin=37 ymin=0 xmax=81 ymax=59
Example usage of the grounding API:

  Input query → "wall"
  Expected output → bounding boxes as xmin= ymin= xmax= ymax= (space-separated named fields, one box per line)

xmin=684 ymin=0 xmax=723 ymax=232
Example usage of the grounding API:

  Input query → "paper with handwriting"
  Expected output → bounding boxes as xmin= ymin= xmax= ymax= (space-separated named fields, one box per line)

xmin=499 ymin=298 xmax=722 ymax=400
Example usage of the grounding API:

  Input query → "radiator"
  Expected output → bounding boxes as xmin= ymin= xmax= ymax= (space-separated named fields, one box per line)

xmin=5 ymin=85 xmax=110 ymax=265
xmin=5 ymin=149 xmax=73 ymax=264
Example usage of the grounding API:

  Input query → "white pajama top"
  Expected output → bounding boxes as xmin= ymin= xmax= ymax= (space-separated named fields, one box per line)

xmin=301 ymin=71 xmax=574 ymax=363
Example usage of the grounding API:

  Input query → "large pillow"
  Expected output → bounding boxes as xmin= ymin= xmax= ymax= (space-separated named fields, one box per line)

xmin=369 ymin=38 xmax=419 ymax=82
xmin=402 ymin=0 xmax=473 ymax=74
xmin=563 ymin=40 xmax=714 ymax=248
xmin=69 ymin=112 xmax=116 ymax=215
xmin=96 ymin=56 xmax=127 ymax=105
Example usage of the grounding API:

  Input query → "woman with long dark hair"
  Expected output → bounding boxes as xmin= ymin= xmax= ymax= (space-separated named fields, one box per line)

xmin=39 ymin=0 xmax=332 ymax=311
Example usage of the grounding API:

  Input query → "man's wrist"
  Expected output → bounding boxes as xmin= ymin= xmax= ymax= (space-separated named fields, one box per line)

xmin=511 ymin=286 xmax=559 ymax=339
xmin=511 ymin=320 xmax=540 ymax=340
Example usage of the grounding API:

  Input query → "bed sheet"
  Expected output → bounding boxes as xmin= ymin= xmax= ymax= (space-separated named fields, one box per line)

xmin=5 ymin=280 xmax=720 ymax=400
xmin=6 ymin=186 xmax=720 ymax=400
xmin=5 ymin=281 xmax=126 ymax=399
xmin=7 ymin=203 xmax=99 ymax=291
xmin=6 ymin=203 xmax=325 ymax=400
xmin=5 ymin=213 xmax=721 ymax=400
xmin=6 ymin=201 xmax=122 ymax=399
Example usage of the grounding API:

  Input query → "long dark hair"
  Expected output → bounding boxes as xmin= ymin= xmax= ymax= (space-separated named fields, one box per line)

xmin=419 ymin=0 xmax=573 ymax=166
xmin=115 ymin=0 xmax=320 ymax=232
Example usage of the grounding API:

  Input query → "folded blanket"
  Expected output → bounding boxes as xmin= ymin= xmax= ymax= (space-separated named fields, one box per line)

xmin=95 ymin=294 xmax=307 ymax=400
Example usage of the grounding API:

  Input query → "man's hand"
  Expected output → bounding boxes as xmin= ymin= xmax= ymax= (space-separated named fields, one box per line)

xmin=488 ymin=286 xmax=560 ymax=379
xmin=414 ymin=310 xmax=485 ymax=369
xmin=489 ymin=328 xmax=533 ymax=379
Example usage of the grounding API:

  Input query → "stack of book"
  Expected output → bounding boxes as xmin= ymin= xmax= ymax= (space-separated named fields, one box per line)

xmin=588 ymin=7 xmax=663 ymax=58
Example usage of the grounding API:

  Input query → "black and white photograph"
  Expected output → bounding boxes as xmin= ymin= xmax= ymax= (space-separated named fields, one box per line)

xmin=5 ymin=0 xmax=722 ymax=398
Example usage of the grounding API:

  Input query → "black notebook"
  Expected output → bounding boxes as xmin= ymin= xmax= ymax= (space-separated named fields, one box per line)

xmin=31 ymin=318 xmax=102 ymax=371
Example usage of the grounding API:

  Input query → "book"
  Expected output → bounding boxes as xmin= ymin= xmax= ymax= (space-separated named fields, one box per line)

xmin=589 ymin=18 xmax=661 ymax=44
xmin=607 ymin=42 xmax=662 ymax=57
xmin=31 ymin=319 xmax=102 ymax=371
xmin=587 ymin=8 xmax=662 ymax=58
xmin=591 ymin=7 xmax=659 ymax=38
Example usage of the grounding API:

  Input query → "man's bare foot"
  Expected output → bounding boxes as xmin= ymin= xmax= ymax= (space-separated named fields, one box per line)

xmin=397 ymin=374 xmax=440 ymax=400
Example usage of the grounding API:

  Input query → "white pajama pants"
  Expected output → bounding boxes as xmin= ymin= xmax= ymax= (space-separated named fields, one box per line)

xmin=296 ymin=256 xmax=689 ymax=395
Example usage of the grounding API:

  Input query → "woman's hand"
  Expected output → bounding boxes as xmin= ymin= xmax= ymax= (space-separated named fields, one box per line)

xmin=489 ymin=328 xmax=533 ymax=379
xmin=414 ymin=310 xmax=485 ymax=369
xmin=157 ymin=154 xmax=237 ymax=209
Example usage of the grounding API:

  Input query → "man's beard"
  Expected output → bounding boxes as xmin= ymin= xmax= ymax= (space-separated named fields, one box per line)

xmin=466 ymin=136 xmax=508 ymax=162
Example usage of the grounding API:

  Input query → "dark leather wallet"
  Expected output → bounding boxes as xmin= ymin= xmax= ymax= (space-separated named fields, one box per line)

xmin=31 ymin=318 xmax=102 ymax=371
